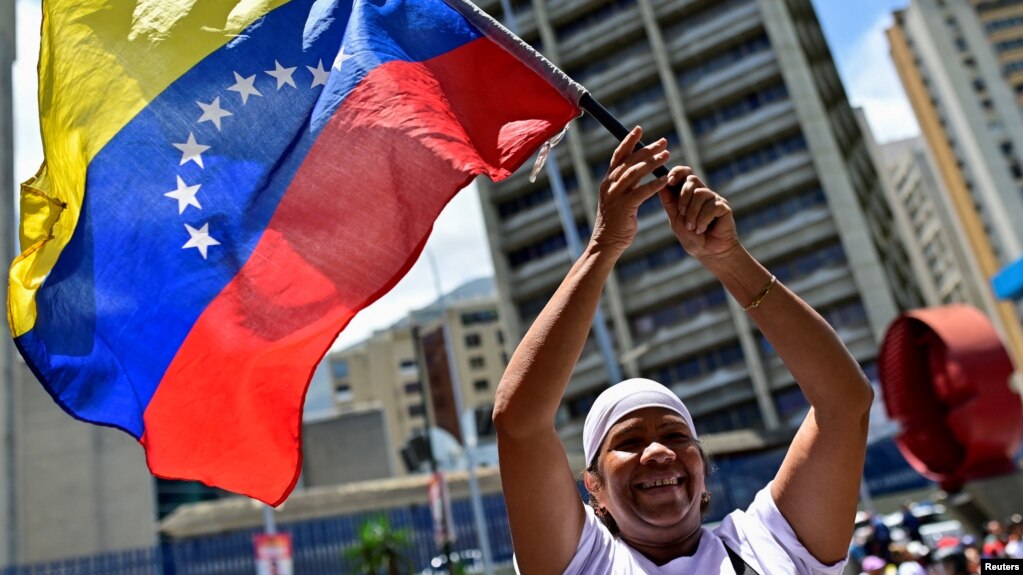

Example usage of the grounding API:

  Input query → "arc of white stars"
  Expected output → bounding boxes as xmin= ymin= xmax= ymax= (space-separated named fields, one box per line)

xmin=266 ymin=60 xmax=297 ymax=89
xmin=307 ymin=60 xmax=330 ymax=88
xmin=333 ymin=47 xmax=354 ymax=70
xmin=197 ymin=96 xmax=233 ymax=131
xmin=164 ymin=176 xmax=202 ymax=214
xmin=227 ymin=71 xmax=261 ymax=105
xmin=182 ymin=223 xmax=221 ymax=260
xmin=172 ymin=132 xmax=210 ymax=168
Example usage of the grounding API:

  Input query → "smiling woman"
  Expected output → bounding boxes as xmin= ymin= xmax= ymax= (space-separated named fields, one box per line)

xmin=493 ymin=126 xmax=874 ymax=574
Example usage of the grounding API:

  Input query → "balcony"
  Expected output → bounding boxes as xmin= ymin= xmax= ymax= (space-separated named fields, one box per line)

xmin=683 ymin=51 xmax=778 ymax=112
xmin=632 ymin=307 xmax=736 ymax=369
xmin=579 ymin=52 xmax=658 ymax=102
xmin=714 ymin=151 xmax=815 ymax=199
xmin=666 ymin=2 xmax=761 ymax=65
xmin=499 ymin=193 xmax=585 ymax=248
xmin=559 ymin=9 xmax=646 ymax=68
xmin=699 ymin=101 xmax=798 ymax=164
xmin=509 ymin=248 xmax=573 ymax=297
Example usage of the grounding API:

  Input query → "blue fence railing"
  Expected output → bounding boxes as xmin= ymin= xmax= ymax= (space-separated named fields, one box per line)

xmin=2 ymin=436 xmax=930 ymax=574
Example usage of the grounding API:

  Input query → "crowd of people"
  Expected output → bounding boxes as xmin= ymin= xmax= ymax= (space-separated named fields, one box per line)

xmin=848 ymin=510 xmax=1023 ymax=575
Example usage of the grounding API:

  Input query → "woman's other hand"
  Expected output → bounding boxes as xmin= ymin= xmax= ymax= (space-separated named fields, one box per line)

xmin=659 ymin=167 xmax=741 ymax=262
xmin=591 ymin=126 xmax=670 ymax=253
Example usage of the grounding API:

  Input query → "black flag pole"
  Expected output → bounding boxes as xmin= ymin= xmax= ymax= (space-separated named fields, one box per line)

xmin=578 ymin=92 xmax=672 ymax=180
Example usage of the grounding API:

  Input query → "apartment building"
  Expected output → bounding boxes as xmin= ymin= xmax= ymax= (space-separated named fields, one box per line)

xmin=327 ymin=278 xmax=506 ymax=475
xmin=474 ymin=0 xmax=921 ymax=443
xmin=1 ymin=0 xmax=15 ymax=564
xmin=887 ymin=0 xmax=1023 ymax=368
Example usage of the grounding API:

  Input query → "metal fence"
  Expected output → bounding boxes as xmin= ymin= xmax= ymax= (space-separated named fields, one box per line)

xmin=3 ymin=437 xmax=929 ymax=574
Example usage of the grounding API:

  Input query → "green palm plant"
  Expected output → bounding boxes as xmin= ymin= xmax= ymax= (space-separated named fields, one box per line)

xmin=344 ymin=515 xmax=414 ymax=575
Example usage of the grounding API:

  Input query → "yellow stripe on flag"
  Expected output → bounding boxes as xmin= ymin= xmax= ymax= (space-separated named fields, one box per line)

xmin=8 ymin=0 xmax=291 ymax=337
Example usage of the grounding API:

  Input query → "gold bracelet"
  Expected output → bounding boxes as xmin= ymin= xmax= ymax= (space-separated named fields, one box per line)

xmin=743 ymin=275 xmax=776 ymax=312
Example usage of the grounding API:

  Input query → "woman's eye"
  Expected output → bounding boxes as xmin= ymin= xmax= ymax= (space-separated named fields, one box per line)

xmin=614 ymin=439 xmax=641 ymax=450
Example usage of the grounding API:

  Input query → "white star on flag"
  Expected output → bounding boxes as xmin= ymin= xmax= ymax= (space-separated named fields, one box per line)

xmin=266 ymin=60 xmax=297 ymax=89
xmin=164 ymin=176 xmax=202 ymax=214
xmin=333 ymin=47 xmax=354 ymax=70
xmin=227 ymin=72 xmax=262 ymax=105
xmin=172 ymin=133 xmax=210 ymax=168
xmin=197 ymin=96 xmax=233 ymax=131
xmin=182 ymin=223 xmax=221 ymax=260
xmin=307 ymin=60 xmax=330 ymax=88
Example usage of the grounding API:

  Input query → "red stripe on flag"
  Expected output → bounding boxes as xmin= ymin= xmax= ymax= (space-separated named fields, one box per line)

xmin=140 ymin=37 xmax=578 ymax=504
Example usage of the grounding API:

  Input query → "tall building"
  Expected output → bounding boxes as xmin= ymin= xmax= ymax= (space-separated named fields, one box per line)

xmin=887 ymin=0 xmax=1023 ymax=369
xmin=328 ymin=278 xmax=507 ymax=475
xmin=475 ymin=0 xmax=921 ymax=443
xmin=1 ymin=0 xmax=16 ymax=565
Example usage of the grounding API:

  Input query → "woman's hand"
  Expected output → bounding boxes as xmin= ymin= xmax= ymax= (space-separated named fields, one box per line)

xmin=590 ymin=126 xmax=670 ymax=253
xmin=659 ymin=167 xmax=741 ymax=262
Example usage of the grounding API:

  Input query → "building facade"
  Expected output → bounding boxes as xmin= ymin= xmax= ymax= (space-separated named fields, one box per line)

xmin=327 ymin=278 xmax=506 ymax=476
xmin=866 ymin=127 xmax=989 ymax=311
xmin=887 ymin=0 xmax=1023 ymax=369
xmin=475 ymin=0 xmax=921 ymax=443
xmin=1 ymin=0 xmax=16 ymax=565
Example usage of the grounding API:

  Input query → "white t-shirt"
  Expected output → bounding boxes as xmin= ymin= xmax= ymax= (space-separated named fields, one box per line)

xmin=562 ymin=483 xmax=847 ymax=574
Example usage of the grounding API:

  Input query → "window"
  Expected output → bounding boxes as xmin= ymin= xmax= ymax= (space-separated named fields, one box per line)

xmin=464 ymin=333 xmax=482 ymax=348
xmin=461 ymin=309 xmax=498 ymax=326
xmin=469 ymin=356 xmax=486 ymax=369
xmin=399 ymin=359 xmax=417 ymax=375
xmin=335 ymin=384 xmax=353 ymax=402
xmin=408 ymin=404 xmax=425 ymax=417
xmin=404 ymin=381 xmax=422 ymax=394
xmin=331 ymin=360 xmax=349 ymax=379
xmin=473 ymin=379 xmax=489 ymax=391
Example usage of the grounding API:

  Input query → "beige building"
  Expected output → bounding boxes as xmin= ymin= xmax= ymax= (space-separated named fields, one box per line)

xmin=887 ymin=0 xmax=1023 ymax=369
xmin=2 ymin=2 xmax=159 ymax=567
xmin=474 ymin=0 xmax=921 ymax=444
xmin=327 ymin=278 xmax=506 ymax=476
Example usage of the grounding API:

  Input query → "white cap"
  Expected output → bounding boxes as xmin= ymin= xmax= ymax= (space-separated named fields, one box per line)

xmin=582 ymin=378 xmax=696 ymax=467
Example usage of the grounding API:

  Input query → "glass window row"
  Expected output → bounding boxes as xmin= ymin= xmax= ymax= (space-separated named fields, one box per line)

xmin=735 ymin=187 xmax=827 ymax=237
xmin=630 ymin=286 xmax=728 ymax=339
xmin=507 ymin=221 xmax=592 ymax=269
xmin=705 ymin=132 xmax=808 ymax=186
xmin=556 ymin=0 xmax=638 ymax=43
xmin=690 ymin=82 xmax=790 ymax=136
xmin=676 ymin=33 xmax=772 ymax=86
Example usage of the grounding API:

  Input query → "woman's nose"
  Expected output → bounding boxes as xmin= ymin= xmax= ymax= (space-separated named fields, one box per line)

xmin=640 ymin=441 xmax=676 ymax=464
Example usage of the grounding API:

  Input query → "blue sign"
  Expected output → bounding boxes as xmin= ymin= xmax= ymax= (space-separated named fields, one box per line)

xmin=993 ymin=257 xmax=1023 ymax=300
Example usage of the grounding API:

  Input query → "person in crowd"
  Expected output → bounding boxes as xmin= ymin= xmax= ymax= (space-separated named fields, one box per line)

xmin=867 ymin=512 xmax=892 ymax=561
xmin=858 ymin=555 xmax=886 ymax=575
xmin=891 ymin=543 xmax=925 ymax=575
xmin=901 ymin=503 xmax=922 ymax=543
xmin=1005 ymin=515 xmax=1023 ymax=559
xmin=928 ymin=547 xmax=968 ymax=575
xmin=982 ymin=520 xmax=1006 ymax=558
xmin=494 ymin=126 xmax=873 ymax=573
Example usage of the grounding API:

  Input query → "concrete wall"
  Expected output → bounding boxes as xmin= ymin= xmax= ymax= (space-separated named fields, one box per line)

xmin=0 ymin=0 xmax=15 ymax=566
xmin=16 ymin=362 xmax=158 ymax=563
xmin=301 ymin=409 xmax=393 ymax=488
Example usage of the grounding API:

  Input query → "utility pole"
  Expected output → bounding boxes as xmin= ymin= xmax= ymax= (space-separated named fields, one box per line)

xmin=411 ymin=326 xmax=455 ymax=573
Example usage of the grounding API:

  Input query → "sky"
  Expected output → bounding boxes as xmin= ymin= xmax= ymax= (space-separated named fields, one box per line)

xmin=9 ymin=0 xmax=917 ymax=353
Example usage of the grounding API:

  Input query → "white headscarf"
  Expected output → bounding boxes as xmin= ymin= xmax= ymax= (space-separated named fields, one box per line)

xmin=582 ymin=378 xmax=696 ymax=466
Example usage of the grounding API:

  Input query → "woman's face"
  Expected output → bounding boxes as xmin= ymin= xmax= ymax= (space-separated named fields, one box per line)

xmin=586 ymin=407 xmax=706 ymax=543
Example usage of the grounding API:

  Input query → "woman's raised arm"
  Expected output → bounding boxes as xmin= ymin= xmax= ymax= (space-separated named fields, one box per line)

xmin=493 ymin=127 xmax=670 ymax=574
xmin=659 ymin=168 xmax=874 ymax=564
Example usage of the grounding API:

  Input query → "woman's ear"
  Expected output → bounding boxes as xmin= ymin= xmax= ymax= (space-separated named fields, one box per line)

xmin=583 ymin=470 xmax=601 ymax=499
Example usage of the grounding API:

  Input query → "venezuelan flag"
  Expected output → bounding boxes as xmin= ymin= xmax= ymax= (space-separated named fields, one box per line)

xmin=11 ymin=0 xmax=582 ymax=505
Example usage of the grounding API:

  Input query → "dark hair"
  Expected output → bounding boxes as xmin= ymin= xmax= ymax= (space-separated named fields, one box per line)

xmin=583 ymin=440 xmax=714 ymax=536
